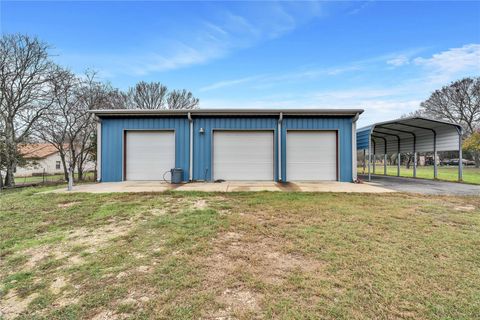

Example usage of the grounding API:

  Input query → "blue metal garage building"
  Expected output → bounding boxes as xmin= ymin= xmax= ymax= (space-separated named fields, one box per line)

xmin=91 ymin=109 xmax=363 ymax=183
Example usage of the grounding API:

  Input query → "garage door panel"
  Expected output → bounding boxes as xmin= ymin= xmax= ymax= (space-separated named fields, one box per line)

xmin=126 ymin=131 xmax=175 ymax=181
xmin=213 ymin=131 xmax=274 ymax=181
xmin=287 ymin=131 xmax=337 ymax=181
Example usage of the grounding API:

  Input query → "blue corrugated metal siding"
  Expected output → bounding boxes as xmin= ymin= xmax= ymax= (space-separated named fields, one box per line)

xmin=101 ymin=117 xmax=190 ymax=182
xmin=282 ymin=117 xmax=353 ymax=182
xmin=356 ymin=127 xmax=372 ymax=150
xmin=100 ymin=115 xmax=355 ymax=183
xmin=192 ymin=117 xmax=279 ymax=181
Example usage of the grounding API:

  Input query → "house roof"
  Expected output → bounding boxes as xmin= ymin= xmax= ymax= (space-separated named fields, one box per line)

xmin=89 ymin=108 xmax=364 ymax=117
xmin=19 ymin=144 xmax=60 ymax=159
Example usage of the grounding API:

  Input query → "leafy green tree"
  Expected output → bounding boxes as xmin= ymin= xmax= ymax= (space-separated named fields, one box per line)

xmin=464 ymin=130 xmax=480 ymax=159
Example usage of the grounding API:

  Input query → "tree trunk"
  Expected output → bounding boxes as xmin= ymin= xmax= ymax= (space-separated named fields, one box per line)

xmin=60 ymin=154 xmax=69 ymax=181
xmin=0 ymin=170 xmax=4 ymax=189
xmin=3 ymin=132 xmax=16 ymax=187
xmin=77 ymin=164 xmax=84 ymax=181
xmin=4 ymin=166 xmax=15 ymax=187
xmin=76 ymin=154 xmax=85 ymax=181
xmin=69 ymin=148 xmax=77 ymax=182
xmin=475 ymin=151 xmax=480 ymax=168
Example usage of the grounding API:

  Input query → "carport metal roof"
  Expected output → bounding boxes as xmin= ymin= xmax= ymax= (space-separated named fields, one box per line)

xmin=356 ymin=117 xmax=463 ymax=181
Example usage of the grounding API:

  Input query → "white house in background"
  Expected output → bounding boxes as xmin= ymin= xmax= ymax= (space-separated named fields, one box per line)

xmin=15 ymin=144 xmax=95 ymax=177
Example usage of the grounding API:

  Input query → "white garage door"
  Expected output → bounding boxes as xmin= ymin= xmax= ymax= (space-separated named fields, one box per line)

xmin=125 ymin=131 xmax=175 ymax=181
xmin=213 ymin=131 xmax=274 ymax=181
xmin=287 ymin=131 xmax=337 ymax=181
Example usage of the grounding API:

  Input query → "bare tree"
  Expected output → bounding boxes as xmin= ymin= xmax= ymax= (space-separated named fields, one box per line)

xmin=0 ymin=116 xmax=5 ymax=189
xmin=0 ymin=34 xmax=55 ymax=187
xmin=104 ymin=88 xmax=129 ymax=109
xmin=420 ymin=77 xmax=480 ymax=134
xmin=36 ymin=69 xmax=107 ymax=181
xmin=167 ymin=89 xmax=199 ymax=110
xmin=75 ymin=70 xmax=108 ymax=180
xmin=35 ymin=67 xmax=80 ymax=181
xmin=125 ymin=82 xmax=199 ymax=110
xmin=420 ymin=77 xmax=480 ymax=166
xmin=128 ymin=81 xmax=168 ymax=109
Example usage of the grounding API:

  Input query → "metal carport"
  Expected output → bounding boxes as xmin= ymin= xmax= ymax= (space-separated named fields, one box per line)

xmin=356 ymin=117 xmax=463 ymax=181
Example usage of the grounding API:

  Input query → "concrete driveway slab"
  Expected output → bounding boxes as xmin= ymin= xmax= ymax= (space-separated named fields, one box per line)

xmin=359 ymin=175 xmax=480 ymax=196
xmin=48 ymin=181 xmax=394 ymax=194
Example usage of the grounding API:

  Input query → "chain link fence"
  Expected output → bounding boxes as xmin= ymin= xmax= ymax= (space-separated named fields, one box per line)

xmin=3 ymin=170 xmax=96 ymax=189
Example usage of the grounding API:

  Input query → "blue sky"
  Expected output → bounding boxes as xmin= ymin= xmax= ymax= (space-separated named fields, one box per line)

xmin=2 ymin=1 xmax=479 ymax=126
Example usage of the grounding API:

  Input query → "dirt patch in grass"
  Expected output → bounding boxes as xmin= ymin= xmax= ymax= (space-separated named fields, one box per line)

xmin=53 ymin=295 xmax=79 ymax=309
xmin=454 ymin=204 xmax=476 ymax=211
xmin=0 ymin=290 xmax=39 ymax=319
xmin=208 ymin=232 xmax=323 ymax=285
xmin=22 ymin=245 xmax=63 ymax=270
xmin=91 ymin=310 xmax=119 ymax=320
xmin=18 ymin=221 xmax=134 ymax=273
xmin=57 ymin=201 xmax=81 ymax=208
xmin=149 ymin=208 xmax=167 ymax=216
xmin=50 ymin=276 xmax=67 ymax=294
xmin=194 ymin=199 xmax=208 ymax=209
xmin=202 ymin=228 xmax=325 ymax=318
xmin=135 ymin=265 xmax=153 ymax=273
xmin=66 ymin=223 xmax=132 ymax=253
xmin=218 ymin=287 xmax=261 ymax=315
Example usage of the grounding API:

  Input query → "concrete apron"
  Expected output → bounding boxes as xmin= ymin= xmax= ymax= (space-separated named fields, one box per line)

xmin=48 ymin=181 xmax=395 ymax=194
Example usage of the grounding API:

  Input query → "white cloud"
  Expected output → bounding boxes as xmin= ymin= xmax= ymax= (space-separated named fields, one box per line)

xmin=130 ymin=41 xmax=227 ymax=76
xmin=199 ymin=44 xmax=479 ymax=126
xmin=387 ymin=55 xmax=410 ymax=67
xmin=413 ymin=44 xmax=480 ymax=82
xmin=199 ymin=64 xmax=362 ymax=92
xmin=196 ymin=43 xmax=480 ymax=128
xmin=199 ymin=48 xmax=434 ymax=93
xmin=63 ymin=2 xmax=323 ymax=77
xmin=200 ymin=87 xmax=422 ymax=126
xmin=199 ymin=75 xmax=263 ymax=92
xmin=347 ymin=1 xmax=373 ymax=15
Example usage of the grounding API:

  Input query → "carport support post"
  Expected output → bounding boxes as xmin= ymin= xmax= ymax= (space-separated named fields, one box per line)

xmin=368 ymin=142 xmax=371 ymax=182
xmin=397 ymin=153 xmax=401 ymax=177
xmin=363 ymin=149 xmax=366 ymax=174
xmin=383 ymin=139 xmax=387 ymax=176
xmin=413 ymin=136 xmax=417 ymax=178
xmin=397 ymin=138 xmax=401 ymax=177
xmin=433 ymin=131 xmax=438 ymax=179
xmin=413 ymin=153 xmax=417 ymax=178
xmin=383 ymin=153 xmax=387 ymax=176
xmin=458 ymin=127 xmax=463 ymax=181
xmin=372 ymin=140 xmax=376 ymax=174
xmin=384 ymin=154 xmax=387 ymax=175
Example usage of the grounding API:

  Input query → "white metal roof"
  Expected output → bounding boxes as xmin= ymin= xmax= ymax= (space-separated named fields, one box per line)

xmin=358 ymin=117 xmax=462 ymax=153
xmin=90 ymin=108 xmax=364 ymax=117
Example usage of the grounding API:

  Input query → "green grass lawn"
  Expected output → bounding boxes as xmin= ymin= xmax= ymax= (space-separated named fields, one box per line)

xmin=358 ymin=165 xmax=480 ymax=185
xmin=1 ymin=188 xmax=479 ymax=319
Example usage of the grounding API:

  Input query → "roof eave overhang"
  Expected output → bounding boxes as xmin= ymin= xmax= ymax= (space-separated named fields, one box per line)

xmin=89 ymin=108 xmax=364 ymax=117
